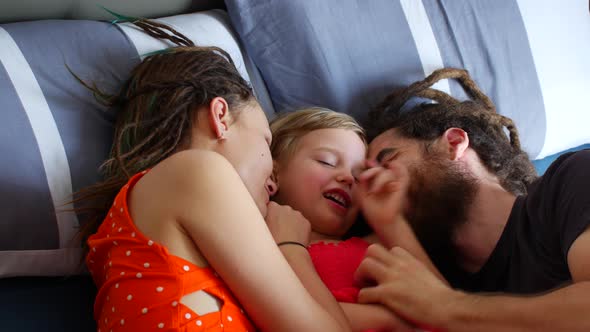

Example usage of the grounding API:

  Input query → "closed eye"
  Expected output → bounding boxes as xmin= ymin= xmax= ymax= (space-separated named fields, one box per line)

xmin=317 ymin=160 xmax=335 ymax=167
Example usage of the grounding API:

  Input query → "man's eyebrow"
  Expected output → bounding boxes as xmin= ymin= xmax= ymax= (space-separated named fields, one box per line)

xmin=376 ymin=148 xmax=396 ymax=163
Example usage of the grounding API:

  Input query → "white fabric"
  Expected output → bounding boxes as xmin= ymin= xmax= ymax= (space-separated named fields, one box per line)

xmin=400 ymin=0 xmax=451 ymax=95
xmin=517 ymin=0 xmax=590 ymax=158
xmin=0 ymin=27 xmax=79 ymax=249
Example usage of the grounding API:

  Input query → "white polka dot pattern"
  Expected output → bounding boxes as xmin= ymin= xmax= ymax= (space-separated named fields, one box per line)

xmin=87 ymin=171 xmax=255 ymax=331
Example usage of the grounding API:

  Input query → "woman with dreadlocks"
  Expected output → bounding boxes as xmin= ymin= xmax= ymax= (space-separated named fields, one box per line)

xmin=77 ymin=18 xmax=350 ymax=332
xmin=354 ymin=68 xmax=590 ymax=331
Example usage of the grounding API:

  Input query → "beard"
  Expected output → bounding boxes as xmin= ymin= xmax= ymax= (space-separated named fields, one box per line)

xmin=404 ymin=155 xmax=478 ymax=277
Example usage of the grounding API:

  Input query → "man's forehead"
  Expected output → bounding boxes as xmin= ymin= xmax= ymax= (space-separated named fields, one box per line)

xmin=368 ymin=129 xmax=399 ymax=156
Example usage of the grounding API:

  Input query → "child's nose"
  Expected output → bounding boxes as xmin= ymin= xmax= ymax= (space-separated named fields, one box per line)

xmin=336 ymin=171 xmax=354 ymax=186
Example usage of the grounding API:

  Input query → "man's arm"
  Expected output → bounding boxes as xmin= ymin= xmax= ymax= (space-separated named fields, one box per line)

xmin=355 ymin=229 xmax=590 ymax=332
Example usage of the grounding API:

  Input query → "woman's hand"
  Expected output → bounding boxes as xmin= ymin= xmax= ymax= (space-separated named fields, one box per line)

xmin=265 ymin=201 xmax=311 ymax=246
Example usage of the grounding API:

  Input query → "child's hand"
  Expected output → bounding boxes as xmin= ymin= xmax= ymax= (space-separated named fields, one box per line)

xmin=265 ymin=201 xmax=311 ymax=246
xmin=355 ymin=161 xmax=410 ymax=233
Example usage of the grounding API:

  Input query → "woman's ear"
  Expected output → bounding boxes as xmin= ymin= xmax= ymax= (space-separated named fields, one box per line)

xmin=442 ymin=127 xmax=469 ymax=160
xmin=207 ymin=97 xmax=230 ymax=140
xmin=271 ymin=160 xmax=280 ymax=187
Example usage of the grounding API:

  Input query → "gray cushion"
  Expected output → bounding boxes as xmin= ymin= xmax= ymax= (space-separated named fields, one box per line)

xmin=0 ymin=10 xmax=270 ymax=277
xmin=0 ymin=20 xmax=136 ymax=277
xmin=225 ymin=0 xmax=590 ymax=160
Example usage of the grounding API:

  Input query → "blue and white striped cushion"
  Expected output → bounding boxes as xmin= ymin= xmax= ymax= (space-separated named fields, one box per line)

xmin=0 ymin=10 xmax=271 ymax=277
xmin=226 ymin=0 xmax=590 ymax=160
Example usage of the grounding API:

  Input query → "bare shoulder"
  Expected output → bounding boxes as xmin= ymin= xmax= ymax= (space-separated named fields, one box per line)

xmin=156 ymin=149 xmax=235 ymax=180
xmin=131 ymin=149 xmax=246 ymax=220
xmin=145 ymin=149 xmax=242 ymax=195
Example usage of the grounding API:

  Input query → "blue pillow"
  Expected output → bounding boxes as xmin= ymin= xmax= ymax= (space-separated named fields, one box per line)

xmin=225 ymin=0 xmax=590 ymax=160
xmin=533 ymin=144 xmax=590 ymax=175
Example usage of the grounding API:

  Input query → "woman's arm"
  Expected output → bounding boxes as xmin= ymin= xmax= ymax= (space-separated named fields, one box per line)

xmin=265 ymin=202 xmax=352 ymax=330
xmin=150 ymin=150 xmax=351 ymax=332
xmin=340 ymin=302 xmax=415 ymax=332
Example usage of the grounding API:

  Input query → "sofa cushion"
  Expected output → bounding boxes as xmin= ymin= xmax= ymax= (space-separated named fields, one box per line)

xmin=0 ymin=10 xmax=270 ymax=277
xmin=225 ymin=0 xmax=590 ymax=160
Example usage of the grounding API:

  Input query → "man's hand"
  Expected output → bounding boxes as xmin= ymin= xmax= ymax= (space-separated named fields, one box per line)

xmin=355 ymin=244 xmax=461 ymax=330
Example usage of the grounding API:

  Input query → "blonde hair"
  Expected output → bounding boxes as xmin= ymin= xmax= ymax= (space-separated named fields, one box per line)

xmin=270 ymin=107 xmax=366 ymax=164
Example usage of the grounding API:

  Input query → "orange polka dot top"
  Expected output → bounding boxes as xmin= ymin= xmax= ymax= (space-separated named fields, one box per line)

xmin=86 ymin=170 xmax=255 ymax=331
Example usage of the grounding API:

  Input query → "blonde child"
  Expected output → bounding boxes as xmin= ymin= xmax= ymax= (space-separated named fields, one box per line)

xmin=269 ymin=108 xmax=444 ymax=332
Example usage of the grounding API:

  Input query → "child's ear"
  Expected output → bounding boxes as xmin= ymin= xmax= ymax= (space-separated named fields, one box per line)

xmin=442 ymin=127 xmax=469 ymax=160
xmin=207 ymin=97 xmax=230 ymax=140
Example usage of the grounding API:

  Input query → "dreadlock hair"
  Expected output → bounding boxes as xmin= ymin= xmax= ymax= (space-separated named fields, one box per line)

xmin=73 ymin=17 xmax=255 ymax=249
xmin=367 ymin=68 xmax=538 ymax=195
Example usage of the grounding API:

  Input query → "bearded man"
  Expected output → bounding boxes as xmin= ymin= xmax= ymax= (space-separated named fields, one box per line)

xmin=354 ymin=68 xmax=590 ymax=331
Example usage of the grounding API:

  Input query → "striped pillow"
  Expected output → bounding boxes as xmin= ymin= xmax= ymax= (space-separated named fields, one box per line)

xmin=0 ymin=10 xmax=272 ymax=277
xmin=225 ymin=0 xmax=590 ymax=160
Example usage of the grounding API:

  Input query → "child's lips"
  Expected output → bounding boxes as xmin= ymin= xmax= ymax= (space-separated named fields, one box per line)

xmin=323 ymin=188 xmax=352 ymax=211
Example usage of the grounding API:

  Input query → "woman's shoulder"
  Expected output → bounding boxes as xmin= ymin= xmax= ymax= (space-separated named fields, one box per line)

xmin=159 ymin=149 xmax=233 ymax=173
xmin=137 ymin=149 xmax=243 ymax=201
xmin=158 ymin=149 xmax=238 ymax=180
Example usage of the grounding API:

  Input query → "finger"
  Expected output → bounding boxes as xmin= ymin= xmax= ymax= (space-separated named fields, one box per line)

xmin=357 ymin=166 xmax=383 ymax=183
xmin=389 ymin=246 xmax=415 ymax=261
xmin=365 ymin=159 xmax=379 ymax=169
xmin=366 ymin=243 xmax=395 ymax=263
xmin=357 ymin=285 xmax=385 ymax=305
xmin=354 ymin=256 xmax=388 ymax=286
xmin=355 ymin=244 xmax=393 ymax=283
xmin=367 ymin=170 xmax=399 ymax=194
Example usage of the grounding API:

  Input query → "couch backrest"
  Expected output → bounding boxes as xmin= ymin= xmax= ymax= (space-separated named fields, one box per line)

xmin=0 ymin=0 xmax=224 ymax=23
